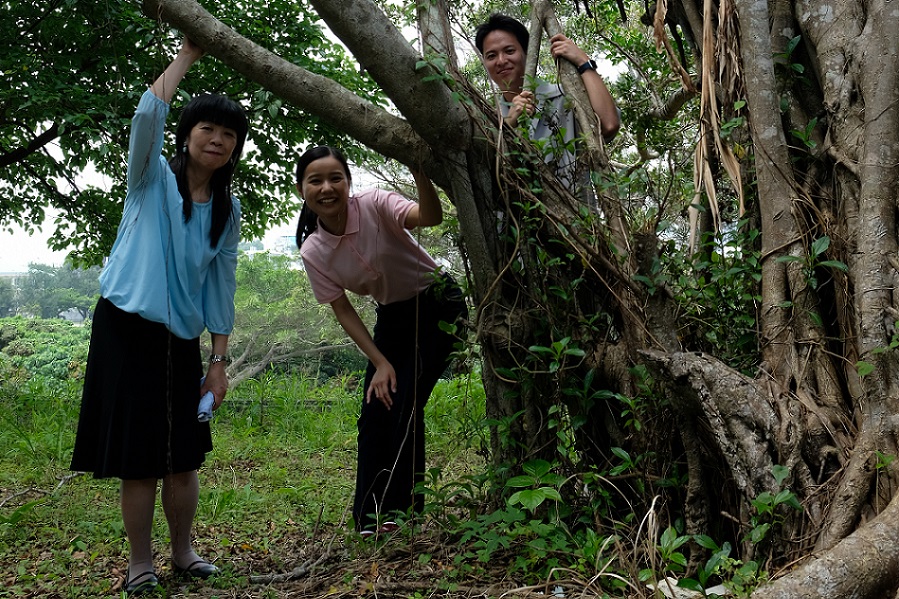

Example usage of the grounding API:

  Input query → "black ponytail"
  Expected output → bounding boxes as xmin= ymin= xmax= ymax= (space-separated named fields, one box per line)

xmin=295 ymin=203 xmax=319 ymax=249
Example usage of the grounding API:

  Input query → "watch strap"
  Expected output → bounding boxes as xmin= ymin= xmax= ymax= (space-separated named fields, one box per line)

xmin=209 ymin=353 xmax=230 ymax=365
xmin=577 ymin=59 xmax=598 ymax=75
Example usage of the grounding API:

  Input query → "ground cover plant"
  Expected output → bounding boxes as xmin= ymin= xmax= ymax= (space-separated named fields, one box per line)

xmin=0 ymin=366 xmax=492 ymax=598
xmin=0 ymin=369 xmax=767 ymax=599
xmin=2 ymin=319 xmax=777 ymax=598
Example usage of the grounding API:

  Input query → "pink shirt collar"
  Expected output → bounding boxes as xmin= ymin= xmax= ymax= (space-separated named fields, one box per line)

xmin=317 ymin=196 xmax=360 ymax=248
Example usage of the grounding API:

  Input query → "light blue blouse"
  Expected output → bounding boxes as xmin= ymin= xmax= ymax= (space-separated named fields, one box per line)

xmin=99 ymin=90 xmax=240 ymax=340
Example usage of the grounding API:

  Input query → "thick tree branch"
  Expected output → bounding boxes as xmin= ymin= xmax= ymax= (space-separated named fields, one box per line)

xmin=641 ymin=350 xmax=781 ymax=501
xmin=417 ymin=0 xmax=458 ymax=67
xmin=733 ymin=0 xmax=798 ymax=384
xmin=141 ymin=0 xmax=437 ymax=174
xmin=307 ymin=0 xmax=470 ymax=154
xmin=0 ymin=123 xmax=60 ymax=168
xmin=818 ymin=6 xmax=899 ymax=550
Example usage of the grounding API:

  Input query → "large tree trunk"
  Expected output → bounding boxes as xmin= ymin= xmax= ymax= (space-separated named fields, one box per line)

xmin=143 ymin=0 xmax=899 ymax=595
xmin=648 ymin=0 xmax=899 ymax=593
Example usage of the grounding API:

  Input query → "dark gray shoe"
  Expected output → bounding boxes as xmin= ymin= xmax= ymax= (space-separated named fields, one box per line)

xmin=173 ymin=559 xmax=219 ymax=579
xmin=125 ymin=569 xmax=158 ymax=595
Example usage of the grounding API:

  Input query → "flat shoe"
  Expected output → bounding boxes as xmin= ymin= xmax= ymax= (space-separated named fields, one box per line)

xmin=378 ymin=521 xmax=400 ymax=533
xmin=173 ymin=558 xmax=219 ymax=579
xmin=124 ymin=569 xmax=158 ymax=595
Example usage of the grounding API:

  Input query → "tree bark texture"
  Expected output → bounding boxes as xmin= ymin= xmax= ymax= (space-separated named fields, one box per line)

xmin=654 ymin=0 xmax=899 ymax=592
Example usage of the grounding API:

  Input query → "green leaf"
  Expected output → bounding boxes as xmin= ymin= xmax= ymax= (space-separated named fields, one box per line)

xmin=811 ymin=236 xmax=830 ymax=257
xmin=611 ymin=447 xmax=631 ymax=462
xmin=773 ymin=489 xmax=795 ymax=505
xmin=693 ymin=534 xmax=720 ymax=550
xmin=678 ymin=578 xmax=703 ymax=591
xmin=506 ymin=475 xmax=535 ymax=488
xmin=771 ymin=464 xmax=790 ymax=486
xmin=522 ymin=459 xmax=553 ymax=478
xmin=528 ymin=344 xmax=554 ymax=355
xmin=818 ymin=260 xmax=848 ymax=272
xmin=856 ymin=361 xmax=876 ymax=377
xmin=539 ymin=487 xmax=562 ymax=501
xmin=749 ymin=523 xmax=770 ymax=543
xmin=510 ymin=489 xmax=547 ymax=511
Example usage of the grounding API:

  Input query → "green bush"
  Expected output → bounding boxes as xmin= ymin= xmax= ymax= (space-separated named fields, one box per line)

xmin=0 ymin=317 xmax=90 ymax=381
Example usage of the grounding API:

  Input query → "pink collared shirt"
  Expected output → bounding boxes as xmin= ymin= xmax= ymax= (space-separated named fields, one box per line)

xmin=301 ymin=188 xmax=441 ymax=305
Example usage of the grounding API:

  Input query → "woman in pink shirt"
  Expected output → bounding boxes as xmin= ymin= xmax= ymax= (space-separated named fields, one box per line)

xmin=295 ymin=146 xmax=467 ymax=536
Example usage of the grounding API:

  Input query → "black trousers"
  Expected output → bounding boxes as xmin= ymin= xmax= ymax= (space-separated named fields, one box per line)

xmin=352 ymin=275 xmax=467 ymax=530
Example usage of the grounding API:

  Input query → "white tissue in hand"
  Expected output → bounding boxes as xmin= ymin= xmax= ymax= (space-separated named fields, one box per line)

xmin=197 ymin=391 xmax=215 ymax=422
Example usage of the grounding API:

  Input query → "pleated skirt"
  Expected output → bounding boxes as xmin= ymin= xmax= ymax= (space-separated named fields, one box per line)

xmin=69 ymin=297 xmax=212 ymax=479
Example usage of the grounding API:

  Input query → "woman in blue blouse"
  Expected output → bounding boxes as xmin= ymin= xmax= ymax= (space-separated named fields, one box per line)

xmin=70 ymin=38 xmax=247 ymax=595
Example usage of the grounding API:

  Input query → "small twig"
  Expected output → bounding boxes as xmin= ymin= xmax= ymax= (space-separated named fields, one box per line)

xmin=312 ymin=504 xmax=324 ymax=545
xmin=0 ymin=472 xmax=85 ymax=508
xmin=248 ymin=553 xmax=328 ymax=584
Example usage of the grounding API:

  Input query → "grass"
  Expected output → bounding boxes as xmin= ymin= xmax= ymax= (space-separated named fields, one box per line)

xmin=0 ymin=370 xmax=488 ymax=598
xmin=1 ymin=364 xmax=706 ymax=599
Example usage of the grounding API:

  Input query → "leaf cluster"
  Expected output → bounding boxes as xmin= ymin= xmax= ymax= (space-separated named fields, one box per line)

xmin=1 ymin=0 xmax=387 ymax=265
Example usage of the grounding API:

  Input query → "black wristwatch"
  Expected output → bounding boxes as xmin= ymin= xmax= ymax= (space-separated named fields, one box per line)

xmin=577 ymin=59 xmax=597 ymax=75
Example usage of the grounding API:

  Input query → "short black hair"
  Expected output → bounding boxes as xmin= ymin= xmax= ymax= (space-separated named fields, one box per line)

xmin=474 ymin=14 xmax=529 ymax=55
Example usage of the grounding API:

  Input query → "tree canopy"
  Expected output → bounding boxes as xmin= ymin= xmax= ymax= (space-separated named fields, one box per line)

xmin=16 ymin=262 xmax=100 ymax=319
xmin=0 ymin=0 xmax=385 ymax=265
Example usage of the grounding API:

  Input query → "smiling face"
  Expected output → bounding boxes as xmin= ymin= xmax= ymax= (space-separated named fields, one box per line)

xmin=185 ymin=121 xmax=238 ymax=173
xmin=298 ymin=154 xmax=351 ymax=235
xmin=481 ymin=29 xmax=526 ymax=97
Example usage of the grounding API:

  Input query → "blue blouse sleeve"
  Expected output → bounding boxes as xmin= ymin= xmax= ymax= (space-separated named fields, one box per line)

xmin=127 ymin=90 xmax=169 ymax=193
xmin=203 ymin=198 xmax=242 ymax=335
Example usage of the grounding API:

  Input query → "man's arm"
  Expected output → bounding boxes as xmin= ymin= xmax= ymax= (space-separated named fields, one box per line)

xmin=549 ymin=34 xmax=620 ymax=141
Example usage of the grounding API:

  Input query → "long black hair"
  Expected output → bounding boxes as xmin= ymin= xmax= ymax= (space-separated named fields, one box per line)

xmin=294 ymin=145 xmax=352 ymax=249
xmin=168 ymin=93 xmax=249 ymax=248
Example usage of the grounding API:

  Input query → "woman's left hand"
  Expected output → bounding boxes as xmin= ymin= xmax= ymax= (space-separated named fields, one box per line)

xmin=367 ymin=362 xmax=397 ymax=409
xmin=202 ymin=364 xmax=229 ymax=410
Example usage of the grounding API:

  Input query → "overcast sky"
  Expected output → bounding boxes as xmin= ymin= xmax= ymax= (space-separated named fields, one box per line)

xmin=0 ymin=217 xmax=303 ymax=274
xmin=0 ymin=221 xmax=69 ymax=273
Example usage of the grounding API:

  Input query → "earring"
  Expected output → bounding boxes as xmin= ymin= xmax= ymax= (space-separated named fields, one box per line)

xmin=182 ymin=144 xmax=188 ymax=154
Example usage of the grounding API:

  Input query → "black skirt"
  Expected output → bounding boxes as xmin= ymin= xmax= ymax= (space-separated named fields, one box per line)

xmin=70 ymin=297 xmax=212 ymax=479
